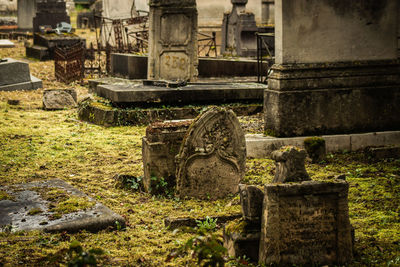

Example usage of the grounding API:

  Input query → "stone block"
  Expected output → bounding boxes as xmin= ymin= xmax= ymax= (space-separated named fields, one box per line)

xmin=17 ymin=0 xmax=37 ymax=30
xmin=142 ymin=120 xmax=192 ymax=193
xmin=259 ymin=180 xmax=353 ymax=265
xmin=147 ymin=0 xmax=198 ymax=81
xmin=0 ymin=39 xmax=15 ymax=48
xmin=43 ymin=89 xmax=77 ymax=110
xmin=224 ymin=219 xmax=261 ymax=262
xmin=0 ymin=58 xmax=31 ymax=86
xmin=239 ymin=184 xmax=264 ymax=223
xmin=271 ymin=147 xmax=310 ymax=183
xmin=33 ymin=0 xmax=70 ymax=32
xmin=176 ymin=107 xmax=246 ymax=200
xmin=26 ymin=45 xmax=50 ymax=61
xmin=366 ymin=146 xmax=400 ymax=159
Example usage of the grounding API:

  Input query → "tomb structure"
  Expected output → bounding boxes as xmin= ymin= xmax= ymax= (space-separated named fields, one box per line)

xmin=33 ymin=0 xmax=70 ymax=32
xmin=17 ymin=0 xmax=37 ymax=30
xmin=221 ymin=0 xmax=258 ymax=57
xmin=264 ymin=0 xmax=400 ymax=137
xmin=0 ymin=58 xmax=42 ymax=91
xmin=147 ymin=0 xmax=198 ymax=82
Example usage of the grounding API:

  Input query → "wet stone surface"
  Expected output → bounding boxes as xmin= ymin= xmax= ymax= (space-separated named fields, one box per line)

xmin=0 ymin=179 xmax=125 ymax=233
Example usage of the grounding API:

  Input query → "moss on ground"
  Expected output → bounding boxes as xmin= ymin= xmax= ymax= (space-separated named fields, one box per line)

xmin=0 ymin=40 xmax=399 ymax=266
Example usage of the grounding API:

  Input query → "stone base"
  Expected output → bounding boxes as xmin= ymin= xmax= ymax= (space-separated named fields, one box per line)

xmin=265 ymin=61 xmax=400 ymax=137
xmin=224 ymin=219 xmax=261 ymax=262
xmin=0 ymin=39 xmax=15 ymax=48
xmin=0 ymin=75 xmax=42 ymax=91
xmin=96 ymin=82 xmax=265 ymax=105
xmin=26 ymin=45 xmax=50 ymax=61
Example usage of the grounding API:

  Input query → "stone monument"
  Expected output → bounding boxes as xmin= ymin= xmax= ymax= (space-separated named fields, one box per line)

xmin=264 ymin=0 xmax=400 ymax=137
xmin=176 ymin=107 xmax=246 ymax=200
xmin=0 ymin=58 xmax=42 ymax=91
xmin=33 ymin=0 xmax=70 ymax=32
xmin=147 ymin=0 xmax=198 ymax=82
xmin=221 ymin=0 xmax=258 ymax=57
xmin=261 ymin=0 xmax=274 ymax=25
xmin=17 ymin=0 xmax=37 ymax=30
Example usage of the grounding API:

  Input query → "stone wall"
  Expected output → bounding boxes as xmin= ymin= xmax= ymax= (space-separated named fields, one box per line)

xmin=275 ymin=0 xmax=398 ymax=64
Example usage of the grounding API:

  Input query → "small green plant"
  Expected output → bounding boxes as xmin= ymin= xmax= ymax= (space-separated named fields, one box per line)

xmin=127 ymin=176 xmax=143 ymax=191
xmin=196 ymin=216 xmax=218 ymax=233
xmin=150 ymin=176 xmax=173 ymax=197
xmin=167 ymin=233 xmax=227 ymax=266
xmin=67 ymin=240 xmax=104 ymax=267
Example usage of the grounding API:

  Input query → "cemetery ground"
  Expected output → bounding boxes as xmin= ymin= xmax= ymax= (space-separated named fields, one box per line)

xmin=0 ymin=41 xmax=399 ymax=266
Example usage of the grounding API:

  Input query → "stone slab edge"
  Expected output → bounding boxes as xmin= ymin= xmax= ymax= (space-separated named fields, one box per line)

xmin=0 ymin=75 xmax=42 ymax=91
xmin=246 ymin=131 xmax=400 ymax=158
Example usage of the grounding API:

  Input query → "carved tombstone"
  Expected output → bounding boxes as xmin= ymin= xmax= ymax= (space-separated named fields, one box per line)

xmin=271 ymin=146 xmax=310 ymax=183
xmin=147 ymin=0 xmax=198 ymax=82
xmin=176 ymin=107 xmax=246 ymax=199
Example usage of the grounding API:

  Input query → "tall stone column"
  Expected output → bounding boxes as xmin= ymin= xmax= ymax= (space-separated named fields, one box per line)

xmin=261 ymin=0 xmax=274 ymax=25
xmin=264 ymin=0 xmax=400 ymax=137
xmin=147 ymin=0 xmax=198 ymax=82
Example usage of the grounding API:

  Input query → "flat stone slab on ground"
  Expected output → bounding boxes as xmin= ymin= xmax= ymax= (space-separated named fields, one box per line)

xmin=95 ymin=82 xmax=266 ymax=104
xmin=0 ymin=39 xmax=15 ymax=48
xmin=0 ymin=179 xmax=125 ymax=233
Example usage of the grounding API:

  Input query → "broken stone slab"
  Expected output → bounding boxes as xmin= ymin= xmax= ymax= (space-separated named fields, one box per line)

xmin=164 ymin=214 xmax=241 ymax=230
xmin=43 ymin=89 xmax=77 ymax=110
xmin=224 ymin=218 xmax=261 ymax=262
xmin=142 ymin=120 xmax=193 ymax=194
xmin=259 ymin=180 xmax=353 ymax=265
xmin=0 ymin=179 xmax=125 ymax=233
xmin=239 ymin=184 xmax=264 ymax=223
xmin=0 ymin=39 xmax=15 ymax=48
xmin=176 ymin=107 xmax=247 ymax=200
xmin=271 ymin=146 xmax=310 ymax=183
xmin=366 ymin=146 xmax=400 ymax=159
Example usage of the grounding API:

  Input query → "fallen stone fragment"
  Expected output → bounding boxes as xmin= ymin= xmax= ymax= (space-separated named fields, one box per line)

xmin=43 ymin=89 xmax=77 ymax=110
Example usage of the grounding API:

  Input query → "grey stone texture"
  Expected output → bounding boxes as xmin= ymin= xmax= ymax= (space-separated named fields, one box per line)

xmin=176 ymin=107 xmax=246 ymax=200
xmin=33 ymin=0 xmax=70 ymax=32
xmin=17 ymin=0 xmax=37 ymax=30
xmin=221 ymin=0 xmax=258 ymax=57
xmin=246 ymin=131 xmax=400 ymax=159
xmin=366 ymin=146 xmax=400 ymax=160
xmin=0 ymin=179 xmax=125 ymax=233
xmin=239 ymin=184 xmax=264 ymax=222
xmin=0 ymin=58 xmax=42 ymax=91
xmin=142 ymin=120 xmax=192 ymax=194
xmin=95 ymin=82 xmax=265 ymax=105
xmin=43 ymin=89 xmax=77 ymax=110
xmin=259 ymin=180 xmax=353 ymax=265
xmin=0 ymin=39 xmax=15 ymax=48
xmin=271 ymin=146 xmax=310 ymax=183
xmin=265 ymin=0 xmax=400 ymax=137
xmin=147 ymin=0 xmax=198 ymax=82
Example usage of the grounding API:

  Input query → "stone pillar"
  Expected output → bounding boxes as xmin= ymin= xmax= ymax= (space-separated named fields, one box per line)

xmin=147 ymin=0 xmax=198 ymax=82
xmin=264 ymin=0 xmax=400 ymax=137
xmin=261 ymin=0 xmax=274 ymax=25
xmin=33 ymin=0 xmax=70 ymax=32
xmin=17 ymin=0 xmax=37 ymax=30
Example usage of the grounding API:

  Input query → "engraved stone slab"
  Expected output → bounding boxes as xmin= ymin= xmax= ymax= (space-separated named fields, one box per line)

xmin=176 ymin=107 xmax=246 ymax=199
xmin=259 ymin=180 xmax=353 ymax=265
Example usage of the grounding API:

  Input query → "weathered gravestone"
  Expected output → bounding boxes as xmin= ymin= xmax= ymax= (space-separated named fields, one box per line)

xmin=147 ymin=0 xmax=198 ymax=82
xmin=0 ymin=58 xmax=42 ymax=91
xmin=176 ymin=107 xmax=246 ymax=200
xmin=33 ymin=0 xmax=70 ymax=32
xmin=259 ymin=147 xmax=353 ymax=265
xmin=17 ymin=0 xmax=37 ymax=31
xmin=221 ymin=0 xmax=258 ymax=57
xmin=271 ymin=146 xmax=310 ymax=183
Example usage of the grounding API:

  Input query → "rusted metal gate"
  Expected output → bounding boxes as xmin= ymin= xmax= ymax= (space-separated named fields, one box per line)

xmin=54 ymin=43 xmax=85 ymax=84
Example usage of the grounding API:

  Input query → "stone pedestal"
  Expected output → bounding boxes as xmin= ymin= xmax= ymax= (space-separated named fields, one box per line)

xmin=0 ymin=58 xmax=42 ymax=91
xmin=261 ymin=0 xmax=274 ymax=25
xmin=33 ymin=0 xmax=70 ymax=32
xmin=17 ymin=0 xmax=37 ymax=30
xmin=221 ymin=0 xmax=258 ymax=57
xmin=142 ymin=120 xmax=192 ymax=194
xmin=265 ymin=0 xmax=400 ymax=137
xmin=259 ymin=180 xmax=353 ymax=265
xmin=147 ymin=0 xmax=198 ymax=82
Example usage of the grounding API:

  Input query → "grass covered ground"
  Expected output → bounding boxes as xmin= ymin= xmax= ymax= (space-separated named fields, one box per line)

xmin=0 ymin=41 xmax=399 ymax=266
